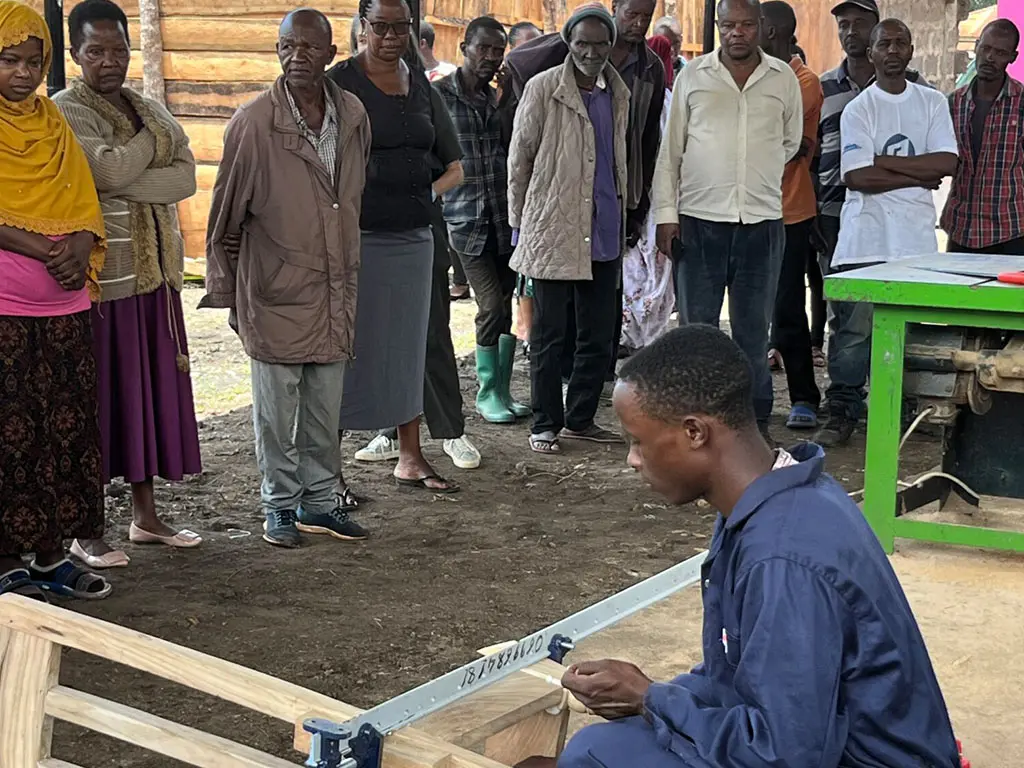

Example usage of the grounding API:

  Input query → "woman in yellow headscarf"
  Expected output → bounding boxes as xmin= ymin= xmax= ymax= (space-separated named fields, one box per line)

xmin=0 ymin=0 xmax=113 ymax=600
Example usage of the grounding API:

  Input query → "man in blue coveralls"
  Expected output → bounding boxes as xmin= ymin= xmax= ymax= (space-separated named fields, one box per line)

xmin=518 ymin=324 xmax=960 ymax=768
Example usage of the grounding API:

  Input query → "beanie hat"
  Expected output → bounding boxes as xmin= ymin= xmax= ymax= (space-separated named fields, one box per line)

xmin=561 ymin=2 xmax=617 ymax=46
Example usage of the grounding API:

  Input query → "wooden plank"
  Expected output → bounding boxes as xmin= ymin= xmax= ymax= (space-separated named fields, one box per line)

xmin=482 ymin=709 xmax=568 ymax=766
xmin=45 ymin=686 xmax=296 ymax=768
xmin=64 ymin=51 xmax=282 ymax=83
xmin=126 ymin=79 xmax=268 ymax=119
xmin=0 ymin=597 xmax=508 ymax=768
xmin=0 ymin=633 xmax=61 ymax=768
xmin=178 ymin=189 xmax=212 ymax=235
xmin=50 ymin=0 xmax=361 ymax=15
xmin=181 ymin=118 xmax=228 ymax=164
xmin=196 ymin=163 xmax=218 ymax=192
xmin=133 ymin=16 xmax=353 ymax=52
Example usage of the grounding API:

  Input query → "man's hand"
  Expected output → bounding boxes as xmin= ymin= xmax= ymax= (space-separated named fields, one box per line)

xmin=562 ymin=660 xmax=652 ymax=720
xmin=47 ymin=233 xmax=93 ymax=291
xmin=655 ymin=223 xmax=679 ymax=257
xmin=222 ymin=232 xmax=241 ymax=256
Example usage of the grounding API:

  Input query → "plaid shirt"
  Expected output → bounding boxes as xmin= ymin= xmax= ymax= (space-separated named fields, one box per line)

xmin=941 ymin=77 xmax=1024 ymax=248
xmin=434 ymin=72 xmax=513 ymax=256
xmin=284 ymin=82 xmax=339 ymax=175
xmin=817 ymin=61 xmax=928 ymax=217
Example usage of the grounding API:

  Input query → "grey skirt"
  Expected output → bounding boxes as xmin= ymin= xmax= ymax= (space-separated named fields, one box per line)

xmin=340 ymin=227 xmax=433 ymax=430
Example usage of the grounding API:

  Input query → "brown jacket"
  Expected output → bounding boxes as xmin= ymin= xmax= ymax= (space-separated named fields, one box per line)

xmin=508 ymin=57 xmax=630 ymax=282
xmin=201 ymin=77 xmax=370 ymax=365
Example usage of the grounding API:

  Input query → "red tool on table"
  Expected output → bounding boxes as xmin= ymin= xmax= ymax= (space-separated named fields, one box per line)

xmin=998 ymin=270 xmax=1024 ymax=285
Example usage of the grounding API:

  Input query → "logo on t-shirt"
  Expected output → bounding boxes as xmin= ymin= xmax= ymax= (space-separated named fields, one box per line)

xmin=882 ymin=133 xmax=917 ymax=157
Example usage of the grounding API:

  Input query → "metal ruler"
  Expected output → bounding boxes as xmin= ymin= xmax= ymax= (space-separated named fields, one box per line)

xmin=305 ymin=550 xmax=707 ymax=768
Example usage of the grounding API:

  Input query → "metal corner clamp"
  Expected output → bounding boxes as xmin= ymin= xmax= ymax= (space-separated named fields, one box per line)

xmin=302 ymin=550 xmax=707 ymax=768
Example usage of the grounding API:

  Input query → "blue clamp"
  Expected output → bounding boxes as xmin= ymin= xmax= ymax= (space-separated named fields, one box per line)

xmin=547 ymin=634 xmax=575 ymax=664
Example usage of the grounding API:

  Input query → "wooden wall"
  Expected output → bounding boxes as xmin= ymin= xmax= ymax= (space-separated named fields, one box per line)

xmin=29 ymin=0 xmax=841 ymax=271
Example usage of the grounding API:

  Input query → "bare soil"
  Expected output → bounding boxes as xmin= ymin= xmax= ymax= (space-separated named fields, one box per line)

xmin=50 ymin=287 xmax=944 ymax=767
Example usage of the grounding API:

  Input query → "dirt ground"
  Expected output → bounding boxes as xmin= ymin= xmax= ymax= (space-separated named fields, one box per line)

xmin=46 ymin=286 xmax=1016 ymax=767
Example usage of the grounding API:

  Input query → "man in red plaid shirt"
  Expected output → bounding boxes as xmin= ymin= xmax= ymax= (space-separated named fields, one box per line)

xmin=942 ymin=20 xmax=1024 ymax=254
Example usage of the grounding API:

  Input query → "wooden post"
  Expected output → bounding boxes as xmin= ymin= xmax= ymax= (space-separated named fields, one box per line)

xmin=138 ymin=0 xmax=166 ymax=104
xmin=542 ymin=0 xmax=565 ymax=34
xmin=0 ymin=634 xmax=61 ymax=768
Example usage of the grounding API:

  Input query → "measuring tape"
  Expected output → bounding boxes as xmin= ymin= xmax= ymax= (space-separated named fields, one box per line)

xmin=304 ymin=550 xmax=708 ymax=768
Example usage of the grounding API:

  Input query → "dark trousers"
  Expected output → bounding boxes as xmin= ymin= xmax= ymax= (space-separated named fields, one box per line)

xmin=773 ymin=219 xmax=821 ymax=409
xmin=382 ymin=203 xmax=465 ymax=441
xmin=560 ymin=285 xmax=622 ymax=382
xmin=675 ymin=216 xmax=784 ymax=424
xmin=450 ymin=248 xmax=468 ymax=288
xmin=948 ymin=235 xmax=1024 ymax=254
xmin=459 ymin=225 xmax=515 ymax=347
xmin=807 ymin=245 xmax=826 ymax=349
xmin=531 ymin=258 xmax=621 ymax=435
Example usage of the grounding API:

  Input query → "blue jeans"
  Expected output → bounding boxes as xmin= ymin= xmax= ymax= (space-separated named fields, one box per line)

xmin=675 ymin=216 xmax=784 ymax=424
xmin=817 ymin=215 xmax=875 ymax=421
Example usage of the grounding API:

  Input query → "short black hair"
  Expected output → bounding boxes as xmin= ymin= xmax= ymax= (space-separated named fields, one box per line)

xmin=465 ymin=16 xmax=507 ymax=44
xmin=717 ymin=0 xmax=761 ymax=19
xmin=68 ymin=0 xmax=130 ymax=50
xmin=982 ymin=18 xmax=1021 ymax=49
xmin=618 ymin=325 xmax=757 ymax=431
xmin=869 ymin=17 xmax=911 ymax=47
xmin=420 ymin=19 xmax=436 ymax=46
xmin=508 ymin=20 xmax=541 ymax=47
xmin=761 ymin=0 xmax=796 ymax=38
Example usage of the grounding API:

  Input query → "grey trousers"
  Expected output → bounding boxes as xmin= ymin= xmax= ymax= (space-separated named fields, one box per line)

xmin=251 ymin=359 xmax=346 ymax=516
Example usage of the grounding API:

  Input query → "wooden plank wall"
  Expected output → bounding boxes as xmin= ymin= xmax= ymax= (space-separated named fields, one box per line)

xmin=28 ymin=0 xmax=840 ymax=267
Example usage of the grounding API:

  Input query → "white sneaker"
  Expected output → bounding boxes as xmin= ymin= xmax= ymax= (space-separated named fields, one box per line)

xmin=443 ymin=435 xmax=481 ymax=470
xmin=354 ymin=434 xmax=399 ymax=462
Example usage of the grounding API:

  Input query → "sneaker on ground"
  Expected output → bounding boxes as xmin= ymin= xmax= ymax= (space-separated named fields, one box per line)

xmin=814 ymin=414 xmax=856 ymax=448
xmin=444 ymin=435 xmax=481 ymax=470
xmin=263 ymin=510 xmax=301 ymax=548
xmin=354 ymin=434 xmax=399 ymax=462
xmin=296 ymin=507 xmax=369 ymax=541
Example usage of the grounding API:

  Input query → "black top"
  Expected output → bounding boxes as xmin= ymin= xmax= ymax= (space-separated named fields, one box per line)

xmin=328 ymin=58 xmax=460 ymax=232
xmin=970 ymin=96 xmax=994 ymax=164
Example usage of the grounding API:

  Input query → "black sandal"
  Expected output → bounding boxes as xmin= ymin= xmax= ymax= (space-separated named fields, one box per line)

xmin=30 ymin=559 xmax=112 ymax=600
xmin=0 ymin=568 xmax=48 ymax=602
xmin=338 ymin=485 xmax=372 ymax=511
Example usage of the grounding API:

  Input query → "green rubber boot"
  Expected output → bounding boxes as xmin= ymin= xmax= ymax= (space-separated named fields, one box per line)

xmin=498 ymin=334 xmax=531 ymax=419
xmin=476 ymin=345 xmax=515 ymax=424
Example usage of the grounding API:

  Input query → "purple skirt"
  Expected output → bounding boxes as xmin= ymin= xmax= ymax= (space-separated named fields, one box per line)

xmin=92 ymin=285 xmax=202 ymax=484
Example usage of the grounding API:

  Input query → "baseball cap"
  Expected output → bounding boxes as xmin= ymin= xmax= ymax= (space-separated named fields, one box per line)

xmin=831 ymin=0 xmax=880 ymax=16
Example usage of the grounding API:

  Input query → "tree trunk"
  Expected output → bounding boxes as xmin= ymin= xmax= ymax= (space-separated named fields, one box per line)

xmin=139 ymin=0 xmax=165 ymax=105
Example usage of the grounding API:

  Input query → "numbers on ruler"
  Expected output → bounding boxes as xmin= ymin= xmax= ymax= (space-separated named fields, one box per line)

xmin=460 ymin=633 xmax=547 ymax=689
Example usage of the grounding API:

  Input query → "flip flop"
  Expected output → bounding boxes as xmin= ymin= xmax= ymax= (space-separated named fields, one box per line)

xmin=812 ymin=347 xmax=826 ymax=368
xmin=0 ymin=568 xmax=48 ymax=602
xmin=129 ymin=523 xmax=203 ymax=548
xmin=560 ymin=425 xmax=623 ymax=444
xmin=395 ymin=474 xmax=461 ymax=494
xmin=70 ymin=539 xmax=130 ymax=569
xmin=529 ymin=432 xmax=562 ymax=454
xmin=29 ymin=559 xmax=112 ymax=600
xmin=786 ymin=404 xmax=819 ymax=430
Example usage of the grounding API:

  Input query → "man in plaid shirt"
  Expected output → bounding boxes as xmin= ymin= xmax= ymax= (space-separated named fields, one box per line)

xmin=941 ymin=20 xmax=1024 ymax=254
xmin=435 ymin=17 xmax=526 ymax=425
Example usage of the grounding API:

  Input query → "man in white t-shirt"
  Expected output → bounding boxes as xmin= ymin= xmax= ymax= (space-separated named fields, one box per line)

xmin=420 ymin=21 xmax=457 ymax=82
xmin=815 ymin=18 xmax=958 ymax=447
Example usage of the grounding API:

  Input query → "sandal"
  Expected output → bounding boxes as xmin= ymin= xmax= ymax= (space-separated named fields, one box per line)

xmin=560 ymin=425 xmax=623 ymax=444
xmin=529 ymin=432 xmax=562 ymax=454
xmin=450 ymin=286 xmax=470 ymax=301
xmin=812 ymin=347 xmax=827 ymax=368
xmin=395 ymin=474 xmax=461 ymax=494
xmin=338 ymin=485 xmax=369 ymax=512
xmin=768 ymin=349 xmax=784 ymax=372
xmin=129 ymin=523 xmax=203 ymax=549
xmin=0 ymin=568 xmax=48 ymax=602
xmin=70 ymin=539 xmax=130 ymax=569
xmin=786 ymin=403 xmax=819 ymax=430
xmin=29 ymin=559 xmax=112 ymax=600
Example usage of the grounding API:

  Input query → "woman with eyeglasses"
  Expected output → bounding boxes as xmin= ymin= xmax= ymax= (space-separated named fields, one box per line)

xmin=328 ymin=0 xmax=465 ymax=493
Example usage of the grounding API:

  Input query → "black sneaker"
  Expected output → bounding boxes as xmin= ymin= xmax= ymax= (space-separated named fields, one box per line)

xmin=296 ymin=507 xmax=369 ymax=541
xmin=814 ymin=414 xmax=856 ymax=447
xmin=263 ymin=510 xmax=301 ymax=548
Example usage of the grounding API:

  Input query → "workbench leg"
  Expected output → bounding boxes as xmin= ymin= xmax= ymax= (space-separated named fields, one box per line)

xmin=862 ymin=309 xmax=906 ymax=554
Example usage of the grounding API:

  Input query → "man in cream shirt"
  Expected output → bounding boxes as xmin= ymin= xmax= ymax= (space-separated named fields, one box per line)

xmin=653 ymin=0 xmax=801 ymax=439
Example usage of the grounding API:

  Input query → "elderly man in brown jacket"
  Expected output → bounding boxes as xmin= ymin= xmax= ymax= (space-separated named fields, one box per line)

xmin=509 ymin=3 xmax=630 ymax=456
xmin=201 ymin=9 xmax=371 ymax=548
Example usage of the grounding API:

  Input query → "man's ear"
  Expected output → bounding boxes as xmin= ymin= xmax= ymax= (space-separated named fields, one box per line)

xmin=460 ymin=40 xmax=467 ymax=57
xmin=681 ymin=415 xmax=710 ymax=451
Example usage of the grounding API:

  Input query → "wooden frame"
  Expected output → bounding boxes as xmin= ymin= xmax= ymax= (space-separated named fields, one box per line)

xmin=0 ymin=595 xmax=569 ymax=768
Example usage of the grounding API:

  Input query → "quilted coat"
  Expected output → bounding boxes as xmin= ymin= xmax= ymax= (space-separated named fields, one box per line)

xmin=508 ymin=56 xmax=630 ymax=282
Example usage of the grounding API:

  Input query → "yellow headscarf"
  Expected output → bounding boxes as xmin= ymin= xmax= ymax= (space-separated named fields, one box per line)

xmin=0 ymin=0 xmax=105 ymax=299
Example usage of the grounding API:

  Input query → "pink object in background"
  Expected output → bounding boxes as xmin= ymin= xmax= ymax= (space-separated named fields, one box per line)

xmin=998 ymin=0 xmax=1024 ymax=80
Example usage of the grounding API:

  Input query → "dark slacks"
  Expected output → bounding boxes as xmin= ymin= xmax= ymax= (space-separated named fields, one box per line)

xmin=947 ymin=234 xmax=1024 ymax=254
xmin=382 ymin=202 xmax=465 ymax=441
xmin=450 ymin=249 xmax=468 ymax=288
xmin=807 ymin=245 xmax=826 ymax=349
xmin=458 ymin=225 xmax=516 ymax=347
xmin=773 ymin=218 xmax=821 ymax=409
xmin=676 ymin=216 xmax=784 ymax=424
xmin=531 ymin=258 xmax=621 ymax=435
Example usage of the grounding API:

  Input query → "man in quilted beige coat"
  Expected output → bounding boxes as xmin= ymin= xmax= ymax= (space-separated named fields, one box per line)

xmin=508 ymin=3 xmax=630 ymax=456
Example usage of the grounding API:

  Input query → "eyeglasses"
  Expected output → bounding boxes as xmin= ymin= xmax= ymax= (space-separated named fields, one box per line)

xmin=366 ymin=20 xmax=412 ymax=37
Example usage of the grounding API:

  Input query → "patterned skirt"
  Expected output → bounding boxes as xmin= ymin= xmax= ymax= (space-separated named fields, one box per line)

xmin=0 ymin=312 xmax=104 ymax=555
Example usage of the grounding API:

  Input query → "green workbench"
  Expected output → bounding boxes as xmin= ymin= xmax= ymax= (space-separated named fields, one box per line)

xmin=824 ymin=254 xmax=1024 ymax=554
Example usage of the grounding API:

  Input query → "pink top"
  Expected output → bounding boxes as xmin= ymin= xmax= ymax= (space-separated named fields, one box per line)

xmin=0 ymin=237 xmax=90 ymax=317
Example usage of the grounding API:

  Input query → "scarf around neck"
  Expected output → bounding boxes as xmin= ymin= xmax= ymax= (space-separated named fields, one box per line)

xmin=0 ymin=0 xmax=106 ymax=299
